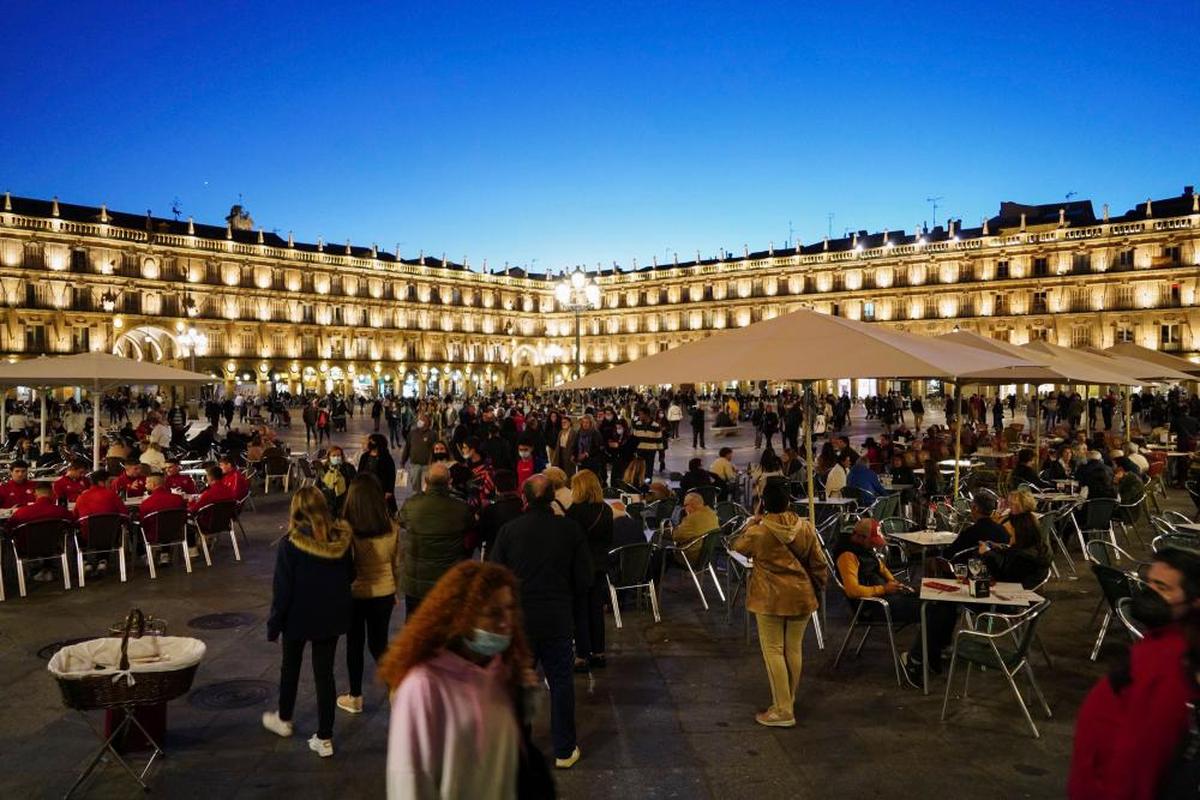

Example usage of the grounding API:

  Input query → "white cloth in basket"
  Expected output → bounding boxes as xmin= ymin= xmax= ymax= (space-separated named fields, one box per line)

xmin=48 ymin=637 xmax=206 ymax=679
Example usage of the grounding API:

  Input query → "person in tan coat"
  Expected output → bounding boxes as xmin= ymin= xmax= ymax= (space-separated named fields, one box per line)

xmin=671 ymin=491 xmax=719 ymax=567
xmin=732 ymin=482 xmax=828 ymax=728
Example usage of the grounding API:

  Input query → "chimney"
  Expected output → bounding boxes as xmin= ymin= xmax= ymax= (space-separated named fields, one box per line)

xmin=696 ymin=249 xmax=701 ymax=262
xmin=419 ymin=249 xmax=424 ymax=265
xmin=852 ymin=232 xmax=858 ymax=248
xmin=768 ymin=241 xmax=774 ymax=255
xmin=1193 ymin=192 xmax=1199 ymax=213
xmin=99 ymin=204 xmax=109 ymax=223
xmin=51 ymin=196 xmax=60 ymax=217
xmin=673 ymin=252 xmax=678 ymax=266
xmin=981 ymin=217 xmax=989 ymax=235
xmin=823 ymin=236 xmax=829 ymax=251
xmin=652 ymin=255 xmax=658 ymax=267
xmin=1145 ymin=198 xmax=1153 ymax=218
xmin=1019 ymin=212 xmax=1027 ymax=232
xmin=288 ymin=231 xmax=294 ymax=247
xmin=743 ymin=244 xmax=749 ymax=257
xmin=1058 ymin=208 xmax=1065 ymax=227
xmin=1103 ymin=204 xmax=1110 ymax=222
xmin=345 ymin=239 xmax=352 ymax=255
xmin=225 ymin=222 xmax=232 ymax=239
xmin=187 ymin=216 xmax=195 ymax=235
xmin=372 ymin=244 xmax=378 ymax=258
xmin=257 ymin=228 xmax=264 ymax=244
xmin=317 ymin=236 xmax=324 ymax=252
xmin=395 ymin=243 xmax=401 ymax=257
xmin=2 ymin=191 xmax=10 ymax=212
xmin=441 ymin=253 xmax=447 ymax=267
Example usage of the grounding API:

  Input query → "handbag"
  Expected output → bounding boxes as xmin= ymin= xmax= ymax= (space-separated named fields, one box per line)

xmin=514 ymin=687 xmax=556 ymax=799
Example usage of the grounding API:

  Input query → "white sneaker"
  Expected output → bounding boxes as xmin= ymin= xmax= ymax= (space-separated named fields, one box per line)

xmin=96 ymin=559 xmax=108 ymax=575
xmin=83 ymin=562 xmax=94 ymax=575
xmin=188 ymin=547 xmax=199 ymax=558
xmin=158 ymin=552 xmax=171 ymax=566
xmin=307 ymin=734 xmax=333 ymax=758
xmin=554 ymin=746 xmax=581 ymax=769
xmin=33 ymin=569 xmax=55 ymax=583
xmin=261 ymin=711 xmax=293 ymax=738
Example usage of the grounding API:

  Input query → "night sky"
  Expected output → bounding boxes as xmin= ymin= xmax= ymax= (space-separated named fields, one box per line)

xmin=2 ymin=1 xmax=1197 ymax=270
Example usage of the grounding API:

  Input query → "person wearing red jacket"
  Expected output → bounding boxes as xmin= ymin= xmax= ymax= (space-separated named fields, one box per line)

xmin=73 ymin=471 xmax=130 ymax=573
xmin=189 ymin=465 xmax=236 ymax=515
xmin=1070 ymin=548 xmax=1200 ymax=800
xmin=112 ymin=459 xmax=147 ymax=498
xmin=9 ymin=483 xmax=76 ymax=580
xmin=53 ymin=460 xmax=91 ymax=504
xmin=163 ymin=459 xmax=197 ymax=494
xmin=217 ymin=455 xmax=250 ymax=503
xmin=0 ymin=461 xmax=37 ymax=508
xmin=139 ymin=474 xmax=188 ymax=561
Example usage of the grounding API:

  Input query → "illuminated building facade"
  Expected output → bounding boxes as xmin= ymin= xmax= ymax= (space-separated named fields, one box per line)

xmin=0 ymin=187 xmax=1196 ymax=396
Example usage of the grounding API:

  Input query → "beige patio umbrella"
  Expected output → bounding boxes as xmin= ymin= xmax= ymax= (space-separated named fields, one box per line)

xmin=1106 ymin=342 xmax=1200 ymax=378
xmin=1079 ymin=345 xmax=1194 ymax=437
xmin=0 ymin=352 xmax=213 ymax=469
xmin=556 ymin=308 xmax=1036 ymax=523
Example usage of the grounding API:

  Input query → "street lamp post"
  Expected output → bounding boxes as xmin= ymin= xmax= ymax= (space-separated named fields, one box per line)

xmin=554 ymin=267 xmax=601 ymax=380
xmin=178 ymin=327 xmax=208 ymax=373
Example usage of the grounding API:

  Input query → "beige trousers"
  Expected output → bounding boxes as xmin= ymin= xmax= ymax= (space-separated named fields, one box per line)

xmin=755 ymin=613 xmax=809 ymax=716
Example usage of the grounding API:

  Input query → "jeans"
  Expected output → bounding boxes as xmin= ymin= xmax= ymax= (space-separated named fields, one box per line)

xmin=755 ymin=614 xmax=808 ymax=716
xmin=406 ymin=464 xmax=427 ymax=495
xmin=305 ymin=424 xmax=317 ymax=447
xmin=692 ymin=427 xmax=705 ymax=449
xmin=529 ymin=636 xmax=577 ymax=759
xmin=574 ymin=573 xmax=607 ymax=659
xmin=278 ymin=636 xmax=338 ymax=740
xmin=346 ymin=595 xmax=395 ymax=696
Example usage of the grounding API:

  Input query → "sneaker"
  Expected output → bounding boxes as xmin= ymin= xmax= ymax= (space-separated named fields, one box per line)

xmin=96 ymin=560 xmax=108 ymax=575
xmin=899 ymin=652 xmax=922 ymax=689
xmin=158 ymin=552 xmax=171 ymax=566
xmin=33 ymin=568 xmax=55 ymax=583
xmin=336 ymin=694 xmax=363 ymax=714
xmin=307 ymin=734 xmax=333 ymax=758
xmin=554 ymin=746 xmax=581 ymax=769
xmin=261 ymin=711 xmax=294 ymax=738
xmin=188 ymin=547 xmax=199 ymax=559
xmin=83 ymin=562 xmax=94 ymax=575
xmin=754 ymin=710 xmax=797 ymax=728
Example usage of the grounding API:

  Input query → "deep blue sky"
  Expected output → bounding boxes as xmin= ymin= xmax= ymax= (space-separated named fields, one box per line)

xmin=3 ymin=2 xmax=1197 ymax=272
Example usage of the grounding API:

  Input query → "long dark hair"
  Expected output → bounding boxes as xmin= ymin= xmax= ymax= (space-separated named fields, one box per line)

xmin=342 ymin=474 xmax=393 ymax=538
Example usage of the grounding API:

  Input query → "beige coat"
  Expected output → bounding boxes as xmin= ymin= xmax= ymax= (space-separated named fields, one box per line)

xmin=733 ymin=512 xmax=827 ymax=617
xmin=350 ymin=525 xmax=402 ymax=600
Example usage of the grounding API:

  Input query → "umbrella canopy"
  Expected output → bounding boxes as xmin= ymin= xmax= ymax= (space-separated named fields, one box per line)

xmin=1020 ymin=341 xmax=1140 ymax=387
xmin=556 ymin=308 xmax=1037 ymax=389
xmin=0 ymin=352 xmax=213 ymax=469
xmin=1079 ymin=347 xmax=1194 ymax=384
xmin=0 ymin=351 xmax=212 ymax=390
xmin=1105 ymin=342 xmax=1200 ymax=378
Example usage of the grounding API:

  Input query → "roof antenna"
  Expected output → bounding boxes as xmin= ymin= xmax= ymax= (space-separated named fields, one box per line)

xmin=925 ymin=196 xmax=944 ymax=229
xmin=1065 ymin=191 xmax=1077 ymax=201
xmin=826 ymin=213 xmax=834 ymax=239
xmin=171 ymin=197 xmax=182 ymax=221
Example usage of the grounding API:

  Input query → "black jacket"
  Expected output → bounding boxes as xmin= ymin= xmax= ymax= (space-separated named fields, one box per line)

xmin=567 ymin=501 xmax=614 ymax=574
xmin=267 ymin=522 xmax=355 ymax=642
xmin=489 ymin=505 xmax=592 ymax=641
xmin=479 ymin=492 xmax=523 ymax=550
xmin=358 ymin=451 xmax=398 ymax=504
xmin=984 ymin=546 xmax=1050 ymax=589
xmin=949 ymin=517 xmax=1010 ymax=562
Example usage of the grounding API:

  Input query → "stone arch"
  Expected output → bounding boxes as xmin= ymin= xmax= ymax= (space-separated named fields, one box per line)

xmin=511 ymin=344 xmax=539 ymax=368
xmin=112 ymin=325 xmax=182 ymax=363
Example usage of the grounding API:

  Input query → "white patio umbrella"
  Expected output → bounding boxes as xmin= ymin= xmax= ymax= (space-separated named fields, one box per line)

xmin=0 ymin=352 xmax=213 ymax=469
xmin=555 ymin=308 xmax=1037 ymax=523
xmin=1106 ymin=342 xmax=1200 ymax=378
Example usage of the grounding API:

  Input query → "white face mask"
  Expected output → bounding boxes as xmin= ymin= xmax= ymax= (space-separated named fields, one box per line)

xmin=417 ymin=420 xmax=427 ymax=429
xmin=330 ymin=456 xmax=342 ymax=466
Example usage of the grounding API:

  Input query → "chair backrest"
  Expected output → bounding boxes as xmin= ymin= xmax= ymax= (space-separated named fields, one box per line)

xmin=602 ymin=486 xmax=622 ymax=500
xmin=1011 ymin=599 xmax=1051 ymax=660
xmin=1152 ymin=532 xmax=1200 ymax=555
xmin=1085 ymin=538 xmax=1138 ymax=568
xmin=1091 ymin=564 xmax=1134 ymax=610
xmin=879 ymin=516 xmax=914 ymax=534
xmin=692 ymin=529 xmax=724 ymax=569
xmin=692 ymin=485 xmax=718 ymax=509
xmin=264 ymin=454 xmax=290 ymax=476
xmin=195 ymin=500 xmax=236 ymax=534
xmin=841 ymin=486 xmax=864 ymax=505
xmin=78 ymin=513 xmax=125 ymax=551
xmin=715 ymin=500 xmax=747 ymax=528
xmin=1084 ymin=498 xmax=1118 ymax=530
xmin=1115 ymin=596 xmax=1146 ymax=641
xmin=11 ymin=518 xmax=71 ymax=559
xmin=608 ymin=543 xmax=653 ymax=586
xmin=142 ymin=507 xmax=188 ymax=546
xmin=649 ymin=497 xmax=678 ymax=528
xmin=625 ymin=502 xmax=646 ymax=527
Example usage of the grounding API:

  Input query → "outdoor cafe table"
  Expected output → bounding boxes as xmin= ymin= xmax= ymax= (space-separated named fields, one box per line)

xmin=726 ymin=549 xmax=823 ymax=649
xmin=1031 ymin=492 xmax=1078 ymax=506
xmin=0 ymin=493 xmax=197 ymax=520
xmin=888 ymin=530 xmax=958 ymax=548
xmin=918 ymin=578 xmax=1044 ymax=695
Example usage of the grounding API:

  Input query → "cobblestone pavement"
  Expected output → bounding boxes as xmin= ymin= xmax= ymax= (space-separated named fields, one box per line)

xmin=0 ymin=405 xmax=1184 ymax=798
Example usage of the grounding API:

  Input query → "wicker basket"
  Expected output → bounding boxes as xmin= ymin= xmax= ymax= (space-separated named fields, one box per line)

xmin=49 ymin=609 xmax=204 ymax=711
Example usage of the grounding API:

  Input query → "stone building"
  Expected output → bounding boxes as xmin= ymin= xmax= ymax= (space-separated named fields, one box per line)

xmin=0 ymin=186 xmax=1195 ymax=397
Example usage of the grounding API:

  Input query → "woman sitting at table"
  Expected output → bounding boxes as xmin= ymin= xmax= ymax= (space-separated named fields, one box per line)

xmin=1010 ymin=448 xmax=1047 ymax=490
xmin=983 ymin=488 xmax=1051 ymax=589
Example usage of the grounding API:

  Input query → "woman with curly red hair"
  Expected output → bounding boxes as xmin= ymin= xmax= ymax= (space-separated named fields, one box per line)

xmin=380 ymin=560 xmax=544 ymax=799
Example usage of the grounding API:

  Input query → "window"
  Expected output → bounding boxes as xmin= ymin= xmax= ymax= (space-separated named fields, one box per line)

xmin=1030 ymin=327 xmax=1049 ymax=341
xmin=301 ymin=304 xmax=314 ymax=324
xmin=1072 ymin=253 xmax=1091 ymax=273
xmin=1115 ymin=326 xmax=1134 ymax=343
xmin=995 ymin=260 xmax=1010 ymax=280
xmin=1072 ymin=287 xmax=1090 ymax=312
xmin=1168 ymin=283 xmax=1182 ymax=307
xmin=990 ymin=329 xmax=1011 ymax=342
xmin=1117 ymin=249 xmax=1135 ymax=268
xmin=1031 ymin=291 xmax=1048 ymax=313
xmin=862 ymin=301 xmax=875 ymax=321
xmin=831 ymin=303 xmax=841 ymax=317
xmin=1118 ymin=285 xmax=1134 ymax=309
xmin=993 ymin=293 xmax=1007 ymax=315
xmin=1161 ymin=323 xmax=1182 ymax=351
xmin=71 ymin=326 xmax=89 ymax=352
xmin=356 ymin=337 xmax=370 ymax=358
xmin=241 ymin=332 xmax=255 ymax=354
xmin=1163 ymin=246 xmax=1182 ymax=263
xmin=25 ymin=324 xmax=46 ymax=353
xmin=301 ymin=334 xmax=317 ymax=357
xmin=333 ymin=306 xmax=344 ymax=325
xmin=1032 ymin=257 xmax=1049 ymax=277
xmin=960 ymin=262 xmax=975 ymax=282
xmin=1071 ymin=327 xmax=1092 ymax=348
xmin=272 ymin=333 xmax=286 ymax=355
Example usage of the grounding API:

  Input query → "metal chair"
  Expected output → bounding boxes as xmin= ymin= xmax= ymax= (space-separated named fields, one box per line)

xmin=140 ymin=507 xmax=193 ymax=577
xmin=714 ymin=499 xmax=748 ymax=528
xmin=661 ymin=529 xmax=726 ymax=611
xmin=1114 ymin=595 xmax=1146 ymax=642
xmin=645 ymin=497 xmax=678 ymax=531
xmin=826 ymin=541 xmax=908 ymax=688
xmin=1070 ymin=497 xmax=1118 ymax=557
xmin=190 ymin=500 xmax=240 ymax=565
xmin=4 ymin=518 xmax=73 ymax=599
xmin=941 ymin=599 xmax=1053 ymax=738
xmin=1089 ymin=563 xmax=1136 ymax=661
xmin=606 ymin=543 xmax=660 ymax=628
xmin=1114 ymin=488 xmax=1150 ymax=548
xmin=261 ymin=453 xmax=291 ymax=494
xmin=75 ymin=513 xmax=129 ymax=586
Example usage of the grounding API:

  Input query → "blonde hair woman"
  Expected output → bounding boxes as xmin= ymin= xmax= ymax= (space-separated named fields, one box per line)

xmin=542 ymin=466 xmax=573 ymax=515
xmin=263 ymin=487 xmax=355 ymax=758
xmin=567 ymin=470 xmax=614 ymax=669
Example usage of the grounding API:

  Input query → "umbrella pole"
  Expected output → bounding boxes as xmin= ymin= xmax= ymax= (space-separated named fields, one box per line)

xmin=953 ymin=382 xmax=962 ymax=498
xmin=39 ymin=389 xmax=47 ymax=452
xmin=1034 ymin=389 xmax=1042 ymax=471
xmin=0 ymin=389 xmax=6 ymax=448
xmin=92 ymin=389 xmax=101 ymax=471
xmin=1125 ymin=390 xmax=1133 ymax=439
xmin=803 ymin=380 xmax=815 ymax=531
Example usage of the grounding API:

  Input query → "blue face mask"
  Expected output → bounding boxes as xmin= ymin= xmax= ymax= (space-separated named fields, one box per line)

xmin=465 ymin=628 xmax=511 ymax=657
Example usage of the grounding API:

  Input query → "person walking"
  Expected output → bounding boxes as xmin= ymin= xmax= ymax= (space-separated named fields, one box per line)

xmin=489 ymin=474 xmax=592 ymax=769
xmin=336 ymin=475 xmax=401 ymax=715
xmin=690 ymin=402 xmax=706 ymax=449
xmin=358 ymin=433 xmax=398 ymax=513
xmin=263 ymin=488 xmax=355 ymax=758
xmin=732 ymin=482 xmax=828 ymax=727
xmin=302 ymin=400 xmax=319 ymax=449
xmin=566 ymin=470 xmax=613 ymax=672
xmin=398 ymin=462 xmax=473 ymax=616
xmin=400 ymin=413 xmax=435 ymax=497
xmin=380 ymin=561 xmax=543 ymax=800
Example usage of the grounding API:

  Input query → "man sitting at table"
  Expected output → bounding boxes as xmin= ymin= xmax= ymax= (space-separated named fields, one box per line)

xmin=140 ymin=473 xmax=188 ymax=565
xmin=113 ymin=459 xmax=147 ymax=498
xmin=0 ymin=460 xmax=37 ymax=508
xmin=1041 ymin=445 xmax=1074 ymax=483
xmin=1125 ymin=443 xmax=1150 ymax=476
xmin=708 ymin=447 xmax=738 ymax=499
xmin=53 ymin=459 xmax=91 ymax=504
xmin=189 ymin=465 xmax=235 ymax=515
xmin=1076 ymin=450 xmax=1117 ymax=499
xmin=679 ymin=457 xmax=715 ymax=497
xmin=74 ymin=471 xmax=130 ymax=575
xmin=846 ymin=451 xmax=887 ymax=505
xmin=1010 ymin=448 xmax=1047 ymax=490
xmin=671 ymin=491 xmax=719 ymax=567
xmin=9 ymin=482 xmax=76 ymax=581
xmin=948 ymin=494 xmax=1009 ymax=562
xmin=217 ymin=455 xmax=251 ymax=503
xmin=163 ymin=459 xmax=198 ymax=494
